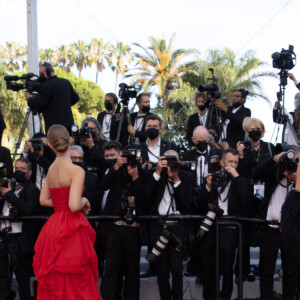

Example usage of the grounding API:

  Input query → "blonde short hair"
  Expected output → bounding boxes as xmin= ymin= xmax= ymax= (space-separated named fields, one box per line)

xmin=242 ymin=117 xmax=265 ymax=134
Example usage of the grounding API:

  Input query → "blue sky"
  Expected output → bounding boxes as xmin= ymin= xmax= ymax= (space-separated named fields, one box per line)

xmin=0 ymin=0 xmax=299 ymax=141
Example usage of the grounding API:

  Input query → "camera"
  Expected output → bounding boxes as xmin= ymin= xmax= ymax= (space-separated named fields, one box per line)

xmin=272 ymin=45 xmax=296 ymax=70
xmin=4 ymin=73 xmax=40 ymax=93
xmin=278 ymin=150 xmax=298 ymax=174
xmin=164 ymin=155 xmax=180 ymax=172
xmin=29 ymin=138 xmax=44 ymax=152
xmin=0 ymin=162 xmax=10 ymax=188
xmin=118 ymin=83 xmax=137 ymax=101
xmin=209 ymin=156 xmax=226 ymax=188
xmin=147 ymin=227 xmax=183 ymax=263
xmin=241 ymin=140 xmax=255 ymax=156
xmin=122 ymin=148 xmax=141 ymax=167
xmin=198 ymin=68 xmax=221 ymax=99
xmin=180 ymin=161 xmax=196 ymax=171
xmin=71 ymin=124 xmax=93 ymax=144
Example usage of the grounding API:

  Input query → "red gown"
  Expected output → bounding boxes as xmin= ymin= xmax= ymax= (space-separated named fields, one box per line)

xmin=33 ymin=187 xmax=101 ymax=300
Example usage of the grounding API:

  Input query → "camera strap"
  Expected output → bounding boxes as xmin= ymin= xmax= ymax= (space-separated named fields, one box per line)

xmin=165 ymin=179 xmax=176 ymax=216
xmin=147 ymin=148 xmax=159 ymax=161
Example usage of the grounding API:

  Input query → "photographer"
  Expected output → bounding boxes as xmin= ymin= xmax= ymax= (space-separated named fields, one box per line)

xmin=0 ymin=157 xmax=40 ymax=300
xmin=198 ymin=148 xmax=252 ymax=300
xmin=252 ymin=149 xmax=300 ymax=300
xmin=23 ymin=132 xmax=55 ymax=190
xmin=128 ymin=93 xmax=153 ymax=145
xmin=146 ymin=150 xmax=193 ymax=300
xmin=25 ymin=62 xmax=79 ymax=133
xmin=214 ymin=89 xmax=251 ymax=148
xmin=100 ymin=145 xmax=149 ymax=300
xmin=97 ymin=93 xmax=120 ymax=142
xmin=186 ymin=92 xmax=219 ymax=148
xmin=79 ymin=117 xmax=108 ymax=179
xmin=140 ymin=114 xmax=177 ymax=168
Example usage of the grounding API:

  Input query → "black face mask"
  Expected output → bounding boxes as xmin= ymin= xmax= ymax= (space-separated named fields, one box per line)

xmin=209 ymin=132 xmax=219 ymax=143
xmin=106 ymin=158 xmax=117 ymax=167
xmin=146 ymin=128 xmax=159 ymax=140
xmin=248 ymin=130 xmax=261 ymax=142
xmin=72 ymin=161 xmax=84 ymax=169
xmin=105 ymin=101 xmax=113 ymax=111
xmin=232 ymin=101 xmax=241 ymax=109
xmin=196 ymin=141 xmax=208 ymax=153
xmin=198 ymin=105 xmax=206 ymax=111
xmin=38 ymin=73 xmax=47 ymax=83
xmin=14 ymin=170 xmax=27 ymax=184
xmin=142 ymin=106 xmax=150 ymax=114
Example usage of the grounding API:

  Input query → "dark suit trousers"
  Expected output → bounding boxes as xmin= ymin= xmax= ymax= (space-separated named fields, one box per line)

xmin=259 ymin=226 xmax=299 ymax=300
xmin=150 ymin=223 xmax=184 ymax=300
xmin=101 ymin=224 xmax=140 ymax=300
xmin=200 ymin=227 xmax=237 ymax=300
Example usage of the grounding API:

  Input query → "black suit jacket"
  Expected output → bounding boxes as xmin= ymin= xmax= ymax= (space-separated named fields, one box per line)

xmin=130 ymin=112 xmax=153 ymax=144
xmin=1 ymin=181 xmax=41 ymax=253
xmin=0 ymin=146 xmax=13 ymax=177
xmin=97 ymin=111 xmax=120 ymax=142
xmin=140 ymin=138 xmax=177 ymax=163
xmin=186 ymin=111 xmax=218 ymax=147
xmin=28 ymin=75 xmax=79 ymax=132
xmin=220 ymin=105 xmax=251 ymax=148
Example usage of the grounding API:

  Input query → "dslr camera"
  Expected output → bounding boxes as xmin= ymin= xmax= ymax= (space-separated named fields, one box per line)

xmin=122 ymin=148 xmax=141 ymax=167
xmin=71 ymin=124 xmax=93 ymax=144
xmin=210 ymin=155 xmax=226 ymax=188
xmin=278 ymin=150 xmax=298 ymax=174
xmin=4 ymin=73 xmax=40 ymax=93
xmin=164 ymin=155 xmax=180 ymax=172
xmin=0 ymin=162 xmax=11 ymax=188
xmin=29 ymin=138 xmax=44 ymax=152
xmin=180 ymin=161 xmax=196 ymax=171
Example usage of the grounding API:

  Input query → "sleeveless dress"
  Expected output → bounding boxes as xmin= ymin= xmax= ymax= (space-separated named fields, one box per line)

xmin=33 ymin=187 xmax=101 ymax=300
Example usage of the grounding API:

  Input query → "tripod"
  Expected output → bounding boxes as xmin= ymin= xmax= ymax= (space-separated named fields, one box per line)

xmin=116 ymin=99 xmax=134 ymax=145
xmin=12 ymin=108 xmax=41 ymax=162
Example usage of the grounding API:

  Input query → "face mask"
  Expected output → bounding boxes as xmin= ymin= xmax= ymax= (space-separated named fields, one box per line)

xmin=198 ymin=105 xmax=206 ymax=111
xmin=38 ymin=73 xmax=47 ymax=83
xmin=232 ymin=101 xmax=241 ymax=109
xmin=106 ymin=158 xmax=117 ymax=167
xmin=72 ymin=161 xmax=84 ymax=169
xmin=14 ymin=170 xmax=27 ymax=184
xmin=248 ymin=130 xmax=261 ymax=142
xmin=146 ymin=128 xmax=159 ymax=140
xmin=142 ymin=106 xmax=150 ymax=114
xmin=196 ymin=141 xmax=208 ymax=153
xmin=105 ymin=101 xmax=113 ymax=111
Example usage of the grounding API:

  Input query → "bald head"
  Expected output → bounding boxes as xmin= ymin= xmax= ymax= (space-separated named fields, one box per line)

xmin=192 ymin=126 xmax=210 ymax=143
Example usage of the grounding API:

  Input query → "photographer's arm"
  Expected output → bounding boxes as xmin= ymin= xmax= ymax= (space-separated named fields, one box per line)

xmin=27 ymin=83 xmax=52 ymax=112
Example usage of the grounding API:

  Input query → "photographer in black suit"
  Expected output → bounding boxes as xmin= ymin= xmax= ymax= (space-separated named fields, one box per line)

xmin=140 ymin=114 xmax=177 ymax=168
xmin=128 ymin=93 xmax=153 ymax=145
xmin=198 ymin=148 xmax=252 ymax=300
xmin=25 ymin=62 xmax=79 ymax=133
xmin=214 ymin=89 xmax=251 ymax=148
xmin=146 ymin=150 xmax=193 ymax=300
xmin=100 ymin=145 xmax=149 ymax=300
xmin=0 ymin=157 xmax=40 ymax=300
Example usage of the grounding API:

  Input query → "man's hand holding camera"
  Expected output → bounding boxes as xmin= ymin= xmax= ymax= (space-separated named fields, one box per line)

xmin=213 ymin=99 xmax=228 ymax=112
xmin=114 ymin=152 xmax=127 ymax=171
xmin=80 ymin=133 xmax=95 ymax=149
xmin=155 ymin=157 xmax=168 ymax=176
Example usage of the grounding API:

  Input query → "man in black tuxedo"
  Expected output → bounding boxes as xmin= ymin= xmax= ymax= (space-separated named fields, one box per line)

xmin=97 ymin=93 xmax=120 ymax=143
xmin=100 ymin=145 xmax=149 ymax=300
xmin=26 ymin=62 xmax=79 ymax=133
xmin=252 ymin=150 xmax=300 ymax=300
xmin=140 ymin=114 xmax=177 ymax=166
xmin=146 ymin=150 xmax=193 ymax=300
xmin=127 ymin=93 xmax=153 ymax=145
xmin=214 ymin=89 xmax=251 ymax=148
xmin=186 ymin=92 xmax=219 ymax=148
xmin=198 ymin=148 xmax=252 ymax=300
xmin=0 ymin=157 xmax=41 ymax=300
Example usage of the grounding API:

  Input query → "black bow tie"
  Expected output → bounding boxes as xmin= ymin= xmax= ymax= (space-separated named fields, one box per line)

xmin=105 ymin=111 xmax=112 ymax=115
xmin=196 ymin=152 xmax=206 ymax=157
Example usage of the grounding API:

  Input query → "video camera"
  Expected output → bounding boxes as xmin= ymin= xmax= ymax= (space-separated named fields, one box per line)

xmin=4 ymin=73 xmax=40 ymax=93
xmin=272 ymin=45 xmax=296 ymax=70
xmin=118 ymin=83 xmax=137 ymax=102
xmin=198 ymin=68 xmax=221 ymax=99
xmin=210 ymin=155 xmax=226 ymax=188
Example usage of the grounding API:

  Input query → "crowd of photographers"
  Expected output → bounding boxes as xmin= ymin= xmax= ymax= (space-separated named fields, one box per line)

xmin=1 ymin=63 xmax=300 ymax=300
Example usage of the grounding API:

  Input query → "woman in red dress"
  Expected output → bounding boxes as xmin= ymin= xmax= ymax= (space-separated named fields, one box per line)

xmin=33 ymin=124 xmax=101 ymax=300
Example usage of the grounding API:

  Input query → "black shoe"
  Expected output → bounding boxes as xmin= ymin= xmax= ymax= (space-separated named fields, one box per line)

xmin=140 ymin=270 xmax=156 ymax=278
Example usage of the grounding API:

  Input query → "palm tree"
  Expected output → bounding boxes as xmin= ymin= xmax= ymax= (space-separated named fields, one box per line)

xmin=39 ymin=48 xmax=59 ymax=67
xmin=56 ymin=45 xmax=69 ymax=71
xmin=90 ymin=38 xmax=111 ymax=83
xmin=108 ymin=42 xmax=132 ymax=92
xmin=183 ymin=48 xmax=277 ymax=105
xmin=71 ymin=40 xmax=89 ymax=77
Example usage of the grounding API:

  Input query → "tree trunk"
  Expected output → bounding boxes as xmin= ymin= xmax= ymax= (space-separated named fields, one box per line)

xmin=162 ymin=88 xmax=169 ymax=130
xmin=114 ymin=71 xmax=119 ymax=93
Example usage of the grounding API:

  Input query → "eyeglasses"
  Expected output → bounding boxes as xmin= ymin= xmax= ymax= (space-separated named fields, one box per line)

xmin=70 ymin=156 xmax=83 ymax=161
xmin=232 ymin=94 xmax=242 ymax=98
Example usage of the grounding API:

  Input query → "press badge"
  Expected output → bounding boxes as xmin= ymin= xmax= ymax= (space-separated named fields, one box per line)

xmin=254 ymin=182 xmax=265 ymax=198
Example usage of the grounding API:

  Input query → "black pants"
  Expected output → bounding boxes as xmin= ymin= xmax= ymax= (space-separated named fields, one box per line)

xmin=200 ymin=227 xmax=237 ymax=300
xmin=150 ymin=223 xmax=184 ymax=300
xmin=101 ymin=224 xmax=140 ymax=300
xmin=0 ymin=234 xmax=33 ymax=300
xmin=259 ymin=226 xmax=299 ymax=300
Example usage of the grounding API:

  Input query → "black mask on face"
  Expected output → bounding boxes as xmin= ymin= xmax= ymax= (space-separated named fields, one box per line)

xmin=198 ymin=105 xmax=206 ymax=111
xmin=196 ymin=141 xmax=208 ymax=152
xmin=105 ymin=101 xmax=113 ymax=111
xmin=14 ymin=170 xmax=27 ymax=184
xmin=38 ymin=73 xmax=47 ymax=83
xmin=142 ymin=106 xmax=150 ymax=114
xmin=106 ymin=158 xmax=117 ymax=167
xmin=146 ymin=128 xmax=159 ymax=140
xmin=232 ymin=101 xmax=241 ymax=109
xmin=72 ymin=161 xmax=84 ymax=169
xmin=248 ymin=130 xmax=261 ymax=142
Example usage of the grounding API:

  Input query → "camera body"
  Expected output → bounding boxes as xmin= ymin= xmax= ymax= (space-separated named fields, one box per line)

xmin=164 ymin=155 xmax=179 ymax=172
xmin=180 ymin=161 xmax=196 ymax=171
xmin=272 ymin=45 xmax=296 ymax=70
xmin=210 ymin=155 xmax=226 ymax=188
xmin=29 ymin=138 xmax=44 ymax=152
xmin=122 ymin=148 xmax=141 ymax=167
xmin=278 ymin=150 xmax=298 ymax=174
xmin=71 ymin=124 xmax=93 ymax=144
xmin=4 ymin=73 xmax=40 ymax=93
xmin=198 ymin=83 xmax=221 ymax=99
xmin=0 ymin=162 xmax=10 ymax=188
xmin=118 ymin=83 xmax=137 ymax=101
